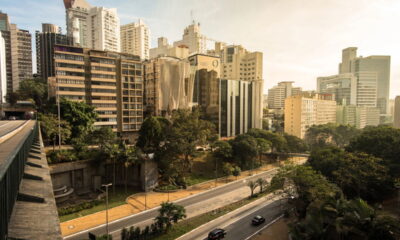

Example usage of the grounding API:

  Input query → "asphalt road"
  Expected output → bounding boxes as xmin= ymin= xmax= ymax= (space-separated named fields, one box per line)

xmin=64 ymin=169 xmax=280 ymax=240
xmin=0 ymin=120 xmax=27 ymax=138
xmin=182 ymin=199 xmax=284 ymax=240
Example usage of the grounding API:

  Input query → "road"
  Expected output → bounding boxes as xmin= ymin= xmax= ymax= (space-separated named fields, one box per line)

xmin=64 ymin=168 xmax=281 ymax=240
xmin=178 ymin=198 xmax=285 ymax=240
xmin=0 ymin=120 xmax=27 ymax=137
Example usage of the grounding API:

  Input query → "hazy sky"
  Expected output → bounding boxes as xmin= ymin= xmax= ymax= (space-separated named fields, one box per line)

xmin=1 ymin=0 xmax=399 ymax=97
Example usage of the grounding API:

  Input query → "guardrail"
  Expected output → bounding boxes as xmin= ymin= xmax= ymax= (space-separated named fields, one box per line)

xmin=0 ymin=121 xmax=38 ymax=240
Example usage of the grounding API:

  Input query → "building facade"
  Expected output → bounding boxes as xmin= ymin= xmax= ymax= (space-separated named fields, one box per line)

xmin=52 ymin=45 xmax=143 ymax=139
xmin=284 ymin=94 xmax=337 ymax=139
xmin=36 ymin=23 xmax=72 ymax=80
xmin=0 ymin=31 xmax=6 ymax=103
xmin=394 ymin=96 xmax=400 ymax=128
xmin=120 ymin=19 xmax=150 ymax=60
xmin=64 ymin=0 xmax=120 ymax=52
xmin=143 ymin=56 xmax=194 ymax=116
xmin=149 ymin=37 xmax=189 ymax=59
xmin=173 ymin=22 xmax=207 ymax=54
xmin=268 ymin=81 xmax=302 ymax=109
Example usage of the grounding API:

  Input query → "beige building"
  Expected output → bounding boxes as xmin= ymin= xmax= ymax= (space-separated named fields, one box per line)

xmin=143 ymin=56 xmax=194 ymax=116
xmin=173 ymin=22 xmax=207 ymax=54
xmin=268 ymin=81 xmax=302 ymax=109
xmin=394 ymin=96 xmax=400 ymax=128
xmin=120 ymin=19 xmax=150 ymax=60
xmin=285 ymin=94 xmax=337 ymax=139
xmin=52 ymin=45 xmax=143 ymax=139
xmin=149 ymin=37 xmax=189 ymax=59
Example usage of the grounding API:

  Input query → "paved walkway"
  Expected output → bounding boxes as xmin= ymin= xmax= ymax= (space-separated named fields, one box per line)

xmin=60 ymin=157 xmax=306 ymax=237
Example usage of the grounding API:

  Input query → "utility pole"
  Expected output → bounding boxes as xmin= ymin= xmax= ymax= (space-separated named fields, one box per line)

xmin=102 ymin=183 xmax=112 ymax=240
xmin=57 ymin=81 xmax=61 ymax=150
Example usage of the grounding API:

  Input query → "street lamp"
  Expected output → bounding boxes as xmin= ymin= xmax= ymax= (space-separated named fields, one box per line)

xmin=102 ymin=183 xmax=112 ymax=240
xmin=57 ymin=80 xmax=61 ymax=150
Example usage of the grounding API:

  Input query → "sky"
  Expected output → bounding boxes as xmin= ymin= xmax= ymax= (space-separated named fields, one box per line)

xmin=1 ymin=0 xmax=399 ymax=98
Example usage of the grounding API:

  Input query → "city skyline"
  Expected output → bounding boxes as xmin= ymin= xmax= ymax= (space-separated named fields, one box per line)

xmin=1 ymin=0 xmax=399 ymax=97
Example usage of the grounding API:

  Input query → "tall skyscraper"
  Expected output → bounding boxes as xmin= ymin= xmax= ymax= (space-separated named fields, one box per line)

xmin=51 ymin=45 xmax=143 ymax=140
xmin=268 ymin=81 xmax=302 ymax=109
xmin=394 ymin=96 xmax=400 ymax=128
xmin=0 ymin=31 xmax=6 ymax=103
xmin=121 ymin=19 xmax=150 ymax=60
xmin=0 ymin=11 xmax=10 ymax=31
xmin=64 ymin=0 xmax=120 ymax=52
xmin=284 ymin=94 xmax=337 ymax=139
xmin=36 ymin=23 xmax=72 ymax=80
xmin=173 ymin=22 xmax=207 ymax=54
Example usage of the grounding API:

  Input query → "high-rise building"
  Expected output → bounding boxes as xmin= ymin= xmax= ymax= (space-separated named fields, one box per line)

xmin=8 ymin=23 xmax=32 ymax=92
xmin=394 ymin=96 xmax=400 ymax=128
xmin=0 ymin=11 xmax=10 ymax=31
xmin=121 ymin=19 xmax=150 ymax=60
xmin=219 ymin=79 xmax=262 ymax=137
xmin=336 ymin=105 xmax=380 ymax=129
xmin=143 ymin=57 xmax=194 ymax=116
xmin=173 ymin=22 xmax=207 ymax=54
xmin=0 ymin=31 xmax=6 ymax=103
xmin=64 ymin=0 xmax=120 ymax=52
xmin=36 ymin=23 xmax=72 ymax=80
xmin=149 ymin=37 xmax=189 ymax=59
xmin=268 ymin=81 xmax=302 ymax=109
xmin=189 ymin=54 xmax=220 ymax=126
xmin=284 ymin=94 xmax=337 ymax=139
xmin=52 ymin=45 xmax=143 ymax=139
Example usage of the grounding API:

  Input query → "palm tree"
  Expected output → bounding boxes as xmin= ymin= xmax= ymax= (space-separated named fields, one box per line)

xmin=155 ymin=202 xmax=186 ymax=231
xmin=119 ymin=143 xmax=141 ymax=194
xmin=247 ymin=180 xmax=258 ymax=198
xmin=102 ymin=142 xmax=120 ymax=194
xmin=256 ymin=178 xmax=268 ymax=193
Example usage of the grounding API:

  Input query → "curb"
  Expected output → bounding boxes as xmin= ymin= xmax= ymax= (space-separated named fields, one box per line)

xmin=0 ymin=120 xmax=30 ymax=144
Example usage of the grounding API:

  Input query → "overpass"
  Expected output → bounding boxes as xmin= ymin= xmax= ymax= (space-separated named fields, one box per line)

xmin=0 ymin=120 xmax=62 ymax=240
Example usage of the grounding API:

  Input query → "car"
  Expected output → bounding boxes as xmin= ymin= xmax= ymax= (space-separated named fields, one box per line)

xmin=8 ymin=116 xmax=17 ymax=120
xmin=208 ymin=228 xmax=226 ymax=239
xmin=252 ymin=215 xmax=265 ymax=226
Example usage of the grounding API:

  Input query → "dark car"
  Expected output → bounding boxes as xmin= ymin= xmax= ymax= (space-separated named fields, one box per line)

xmin=252 ymin=215 xmax=265 ymax=226
xmin=208 ymin=228 xmax=226 ymax=239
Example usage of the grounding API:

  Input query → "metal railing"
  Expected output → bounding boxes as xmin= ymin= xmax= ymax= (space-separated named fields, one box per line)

xmin=0 ymin=121 xmax=38 ymax=240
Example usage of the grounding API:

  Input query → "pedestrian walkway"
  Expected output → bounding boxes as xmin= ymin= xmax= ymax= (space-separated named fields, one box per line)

xmin=60 ymin=157 xmax=306 ymax=236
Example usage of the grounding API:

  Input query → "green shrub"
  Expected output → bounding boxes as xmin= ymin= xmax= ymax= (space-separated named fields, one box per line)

xmin=58 ymin=199 xmax=102 ymax=216
xmin=47 ymin=149 xmax=77 ymax=164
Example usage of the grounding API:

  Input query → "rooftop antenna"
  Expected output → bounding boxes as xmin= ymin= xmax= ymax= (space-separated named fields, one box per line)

xmin=190 ymin=10 xmax=195 ymax=24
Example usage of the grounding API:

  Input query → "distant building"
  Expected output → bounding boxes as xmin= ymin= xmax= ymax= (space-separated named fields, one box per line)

xmin=189 ymin=54 xmax=220 ymax=127
xmin=121 ymin=19 xmax=150 ymax=60
xmin=336 ymin=105 xmax=380 ymax=129
xmin=394 ymin=96 xmax=400 ymax=128
xmin=51 ymin=45 xmax=143 ymax=140
xmin=319 ymin=47 xmax=390 ymax=119
xmin=149 ymin=37 xmax=189 ymax=59
xmin=36 ymin=23 xmax=72 ymax=80
xmin=64 ymin=0 xmax=120 ymax=52
xmin=284 ymin=94 xmax=337 ymax=139
xmin=268 ymin=81 xmax=302 ymax=109
xmin=173 ymin=22 xmax=207 ymax=54
xmin=143 ymin=56 xmax=194 ymax=116
xmin=0 ymin=31 xmax=6 ymax=103
xmin=219 ymin=79 xmax=262 ymax=137
xmin=0 ymin=14 xmax=32 ymax=94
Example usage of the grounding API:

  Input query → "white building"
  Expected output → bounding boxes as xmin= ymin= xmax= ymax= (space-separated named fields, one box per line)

xmin=65 ymin=0 xmax=120 ymax=52
xmin=0 ymin=31 xmax=6 ymax=103
xmin=268 ymin=81 xmax=302 ymax=109
xmin=121 ymin=19 xmax=150 ymax=60
xmin=149 ymin=37 xmax=189 ymax=59
xmin=173 ymin=22 xmax=207 ymax=54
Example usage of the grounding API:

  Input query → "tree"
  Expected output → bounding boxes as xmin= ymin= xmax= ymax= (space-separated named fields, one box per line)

xmin=347 ymin=125 xmax=400 ymax=178
xmin=283 ymin=133 xmax=308 ymax=153
xmin=246 ymin=128 xmax=287 ymax=152
xmin=60 ymin=98 xmax=98 ymax=140
xmin=17 ymin=78 xmax=48 ymax=111
xmin=100 ymin=142 xmax=120 ymax=194
xmin=247 ymin=180 xmax=258 ymax=198
xmin=256 ymin=178 xmax=268 ymax=193
xmin=255 ymin=138 xmax=271 ymax=166
xmin=136 ymin=116 xmax=165 ymax=153
xmin=118 ymin=142 xmax=141 ymax=194
xmin=88 ymin=126 xmax=118 ymax=146
xmin=38 ymin=113 xmax=71 ymax=149
xmin=155 ymin=202 xmax=186 ymax=231
xmin=222 ymin=162 xmax=235 ymax=177
xmin=232 ymin=166 xmax=241 ymax=180
xmin=230 ymin=134 xmax=258 ymax=169
xmin=212 ymin=140 xmax=232 ymax=162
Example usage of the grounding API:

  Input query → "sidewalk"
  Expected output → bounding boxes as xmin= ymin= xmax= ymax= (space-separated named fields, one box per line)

xmin=60 ymin=157 xmax=306 ymax=236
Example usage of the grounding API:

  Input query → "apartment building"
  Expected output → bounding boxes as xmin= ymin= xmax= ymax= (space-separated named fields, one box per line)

xmin=143 ymin=56 xmax=194 ymax=117
xmin=149 ymin=37 xmax=189 ymax=59
xmin=52 ymin=45 xmax=143 ymax=139
xmin=0 ymin=31 xmax=6 ymax=103
xmin=394 ymin=96 xmax=400 ymax=128
xmin=121 ymin=19 xmax=150 ymax=60
xmin=268 ymin=81 xmax=302 ymax=109
xmin=284 ymin=94 xmax=337 ymax=139
xmin=173 ymin=22 xmax=207 ymax=54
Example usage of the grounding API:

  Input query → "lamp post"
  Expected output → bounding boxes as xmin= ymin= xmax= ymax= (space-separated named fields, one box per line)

xmin=57 ymin=80 xmax=61 ymax=150
xmin=102 ymin=183 xmax=112 ymax=240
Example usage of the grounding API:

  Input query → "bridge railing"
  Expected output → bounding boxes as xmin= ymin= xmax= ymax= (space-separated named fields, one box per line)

xmin=0 ymin=121 xmax=38 ymax=240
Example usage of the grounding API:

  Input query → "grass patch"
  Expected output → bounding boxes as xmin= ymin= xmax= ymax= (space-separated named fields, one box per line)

xmin=150 ymin=191 xmax=271 ymax=240
xmin=59 ymin=187 xmax=139 ymax=222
